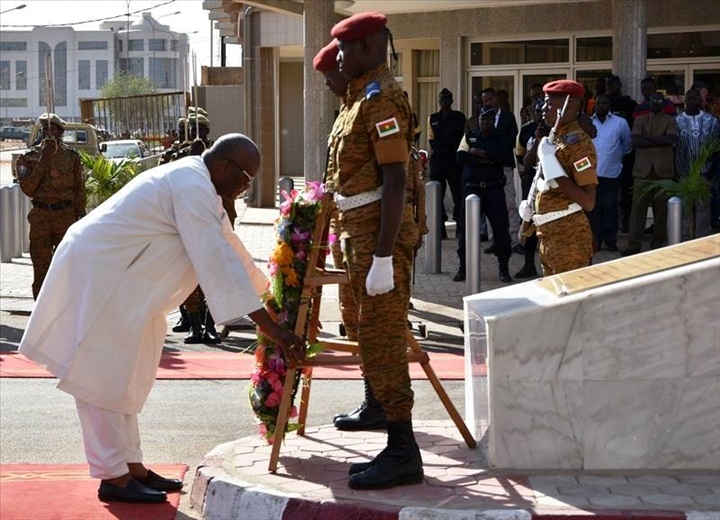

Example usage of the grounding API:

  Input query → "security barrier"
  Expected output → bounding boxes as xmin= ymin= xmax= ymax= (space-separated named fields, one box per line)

xmin=0 ymin=184 xmax=30 ymax=263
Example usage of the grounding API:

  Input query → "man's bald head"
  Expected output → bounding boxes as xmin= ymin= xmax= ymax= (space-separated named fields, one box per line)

xmin=204 ymin=133 xmax=260 ymax=200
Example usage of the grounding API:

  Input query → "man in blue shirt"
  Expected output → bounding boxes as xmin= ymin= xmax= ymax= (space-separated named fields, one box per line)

xmin=590 ymin=94 xmax=633 ymax=251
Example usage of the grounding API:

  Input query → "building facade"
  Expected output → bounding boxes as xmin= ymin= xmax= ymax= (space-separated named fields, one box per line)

xmin=203 ymin=0 xmax=720 ymax=208
xmin=0 ymin=12 xmax=189 ymax=125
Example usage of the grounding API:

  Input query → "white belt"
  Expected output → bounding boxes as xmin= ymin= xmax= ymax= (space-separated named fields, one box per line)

xmin=533 ymin=203 xmax=582 ymax=226
xmin=334 ymin=187 xmax=382 ymax=212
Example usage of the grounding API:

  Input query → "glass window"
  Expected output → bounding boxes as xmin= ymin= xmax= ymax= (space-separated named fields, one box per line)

xmin=0 ymin=41 xmax=27 ymax=51
xmin=128 ymin=39 xmax=144 ymax=51
xmin=119 ymin=57 xmax=144 ymax=77
xmin=150 ymin=57 xmax=175 ymax=88
xmin=576 ymin=36 xmax=612 ymax=62
xmin=470 ymin=39 xmax=569 ymax=66
xmin=117 ymin=39 xmax=123 ymax=52
xmin=38 ymin=42 xmax=51 ymax=104
xmin=470 ymin=75 xmax=516 ymax=116
xmin=16 ymin=61 xmax=27 ymax=90
xmin=648 ymin=31 xmax=720 ymax=59
xmin=54 ymin=41 xmax=67 ymax=107
xmin=0 ymin=61 xmax=10 ymax=90
xmin=651 ymin=69 xmax=686 ymax=110
xmin=78 ymin=41 xmax=108 ymax=51
xmin=171 ymin=40 xmax=178 ymax=52
xmin=149 ymin=39 xmax=166 ymax=52
xmin=96 ymin=60 xmax=108 ymax=89
xmin=0 ymin=97 xmax=28 ymax=107
xmin=78 ymin=60 xmax=91 ymax=90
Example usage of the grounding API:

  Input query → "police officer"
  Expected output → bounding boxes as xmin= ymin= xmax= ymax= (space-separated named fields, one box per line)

xmin=328 ymin=12 xmax=422 ymax=490
xmin=519 ymin=80 xmax=598 ymax=275
xmin=455 ymin=108 xmax=513 ymax=283
xmin=427 ymin=88 xmax=466 ymax=234
xmin=16 ymin=113 xmax=86 ymax=299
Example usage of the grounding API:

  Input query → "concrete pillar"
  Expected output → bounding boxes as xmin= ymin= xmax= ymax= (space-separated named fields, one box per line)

xmin=303 ymin=0 xmax=336 ymax=183
xmin=612 ymin=0 xmax=647 ymax=103
xmin=439 ymin=33 xmax=462 ymax=111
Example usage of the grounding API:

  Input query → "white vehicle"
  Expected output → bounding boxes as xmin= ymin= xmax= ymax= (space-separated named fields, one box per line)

xmin=101 ymin=139 xmax=152 ymax=162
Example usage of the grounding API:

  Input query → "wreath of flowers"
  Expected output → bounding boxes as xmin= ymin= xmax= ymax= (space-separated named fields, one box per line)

xmin=249 ymin=181 xmax=327 ymax=443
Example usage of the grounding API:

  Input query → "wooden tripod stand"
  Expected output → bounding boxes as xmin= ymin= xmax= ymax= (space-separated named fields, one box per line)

xmin=268 ymin=193 xmax=476 ymax=472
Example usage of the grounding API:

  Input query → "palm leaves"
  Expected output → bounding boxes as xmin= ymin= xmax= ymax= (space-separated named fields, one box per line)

xmin=80 ymin=151 xmax=139 ymax=210
xmin=633 ymin=139 xmax=720 ymax=239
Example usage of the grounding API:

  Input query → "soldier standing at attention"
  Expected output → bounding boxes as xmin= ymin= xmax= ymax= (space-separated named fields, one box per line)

xmin=328 ymin=12 xmax=422 ymax=490
xmin=427 ymin=88 xmax=466 ymax=232
xmin=16 ymin=113 xmax=86 ymax=299
xmin=519 ymin=80 xmax=597 ymax=275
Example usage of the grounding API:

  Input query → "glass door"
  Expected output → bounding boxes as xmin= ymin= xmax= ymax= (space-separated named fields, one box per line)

xmin=520 ymin=70 xmax=568 ymax=120
xmin=468 ymin=73 xmax=518 ymax=120
xmin=647 ymin=66 xmax=687 ymax=111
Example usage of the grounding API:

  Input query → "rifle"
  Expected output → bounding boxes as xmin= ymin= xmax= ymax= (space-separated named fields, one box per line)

xmin=518 ymin=94 xmax=570 ymax=243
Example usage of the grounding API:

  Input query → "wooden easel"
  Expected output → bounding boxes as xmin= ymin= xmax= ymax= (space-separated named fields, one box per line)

xmin=268 ymin=193 xmax=476 ymax=472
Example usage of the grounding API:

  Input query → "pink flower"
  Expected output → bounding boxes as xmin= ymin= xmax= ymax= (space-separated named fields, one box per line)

xmin=258 ymin=423 xmax=268 ymax=435
xmin=265 ymin=391 xmax=281 ymax=408
xmin=328 ymin=233 xmax=337 ymax=245
xmin=279 ymin=200 xmax=292 ymax=217
xmin=296 ymin=248 xmax=307 ymax=261
xmin=250 ymin=372 xmax=262 ymax=384
xmin=268 ymin=261 xmax=279 ymax=276
xmin=305 ymin=181 xmax=324 ymax=202
xmin=290 ymin=405 xmax=298 ymax=418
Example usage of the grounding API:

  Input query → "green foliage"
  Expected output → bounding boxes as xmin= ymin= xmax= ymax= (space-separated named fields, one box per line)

xmin=80 ymin=151 xmax=139 ymax=210
xmin=633 ymin=140 xmax=720 ymax=239
xmin=100 ymin=72 xmax=158 ymax=99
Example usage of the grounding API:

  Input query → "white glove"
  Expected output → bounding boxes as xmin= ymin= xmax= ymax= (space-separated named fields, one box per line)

xmin=366 ymin=255 xmax=394 ymax=296
xmin=518 ymin=200 xmax=534 ymax=222
xmin=537 ymin=137 xmax=568 ymax=181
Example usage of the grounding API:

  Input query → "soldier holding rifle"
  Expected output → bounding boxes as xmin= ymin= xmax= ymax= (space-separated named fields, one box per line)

xmin=518 ymin=80 xmax=597 ymax=275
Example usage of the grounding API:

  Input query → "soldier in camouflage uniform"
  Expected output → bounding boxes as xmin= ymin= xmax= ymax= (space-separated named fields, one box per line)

xmin=327 ymin=12 xmax=423 ymax=490
xmin=159 ymin=117 xmax=190 ymax=165
xmin=521 ymin=80 xmax=598 ymax=276
xmin=16 ymin=113 xmax=86 ymax=299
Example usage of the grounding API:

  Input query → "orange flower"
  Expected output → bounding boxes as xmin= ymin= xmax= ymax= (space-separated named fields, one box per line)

xmin=271 ymin=242 xmax=294 ymax=267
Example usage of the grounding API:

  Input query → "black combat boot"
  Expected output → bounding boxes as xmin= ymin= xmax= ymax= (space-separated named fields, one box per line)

xmin=172 ymin=305 xmax=190 ymax=333
xmin=202 ymin=310 xmax=222 ymax=344
xmin=183 ymin=312 xmax=204 ymax=344
xmin=514 ymin=263 xmax=538 ymax=279
xmin=347 ymin=420 xmax=424 ymax=489
xmin=333 ymin=377 xmax=387 ymax=431
xmin=499 ymin=259 xmax=512 ymax=283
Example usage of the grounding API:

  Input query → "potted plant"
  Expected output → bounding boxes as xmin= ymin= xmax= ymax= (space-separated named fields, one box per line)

xmin=633 ymin=140 xmax=720 ymax=240
xmin=80 ymin=151 xmax=139 ymax=211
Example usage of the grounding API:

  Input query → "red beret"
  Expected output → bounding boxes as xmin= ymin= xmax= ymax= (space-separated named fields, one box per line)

xmin=543 ymin=79 xmax=584 ymax=99
xmin=331 ymin=12 xmax=387 ymax=41
xmin=313 ymin=40 xmax=339 ymax=73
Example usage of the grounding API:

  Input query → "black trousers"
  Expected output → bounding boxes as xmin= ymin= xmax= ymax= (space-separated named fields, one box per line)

xmin=456 ymin=182 xmax=511 ymax=272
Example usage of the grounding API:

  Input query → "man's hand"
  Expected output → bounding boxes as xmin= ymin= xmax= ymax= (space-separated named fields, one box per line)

xmin=249 ymin=308 xmax=306 ymax=365
xmin=39 ymin=137 xmax=58 ymax=159
xmin=366 ymin=255 xmax=394 ymax=296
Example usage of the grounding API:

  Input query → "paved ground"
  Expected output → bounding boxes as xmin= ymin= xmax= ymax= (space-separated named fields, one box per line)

xmin=2 ymin=197 xmax=718 ymax=520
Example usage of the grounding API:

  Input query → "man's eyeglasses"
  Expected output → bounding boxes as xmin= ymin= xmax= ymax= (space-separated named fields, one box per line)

xmin=225 ymin=158 xmax=253 ymax=182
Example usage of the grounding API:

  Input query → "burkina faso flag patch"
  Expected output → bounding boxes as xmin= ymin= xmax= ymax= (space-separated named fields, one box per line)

xmin=375 ymin=117 xmax=400 ymax=138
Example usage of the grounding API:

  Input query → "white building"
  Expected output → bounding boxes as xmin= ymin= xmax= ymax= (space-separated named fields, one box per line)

xmin=0 ymin=12 xmax=190 ymax=125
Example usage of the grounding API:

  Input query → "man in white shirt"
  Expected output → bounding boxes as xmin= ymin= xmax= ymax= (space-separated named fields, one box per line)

xmin=590 ymin=94 xmax=633 ymax=251
xmin=19 ymin=134 xmax=305 ymax=504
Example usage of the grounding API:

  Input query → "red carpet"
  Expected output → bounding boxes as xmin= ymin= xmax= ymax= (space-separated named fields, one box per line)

xmin=0 ymin=351 xmax=477 ymax=379
xmin=0 ymin=463 xmax=187 ymax=520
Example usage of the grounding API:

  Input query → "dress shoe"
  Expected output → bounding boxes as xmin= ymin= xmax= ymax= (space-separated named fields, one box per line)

xmin=499 ymin=264 xmax=512 ymax=283
xmin=98 ymin=478 xmax=167 ymax=503
xmin=621 ymin=248 xmax=639 ymax=257
xmin=480 ymin=233 xmax=489 ymax=242
xmin=483 ymin=244 xmax=495 ymax=254
xmin=452 ymin=270 xmax=465 ymax=282
xmin=514 ymin=263 xmax=538 ymax=279
xmin=135 ymin=469 xmax=184 ymax=492
xmin=512 ymin=243 xmax=525 ymax=255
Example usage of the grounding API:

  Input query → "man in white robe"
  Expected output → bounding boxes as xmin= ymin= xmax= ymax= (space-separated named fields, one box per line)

xmin=19 ymin=134 xmax=305 ymax=504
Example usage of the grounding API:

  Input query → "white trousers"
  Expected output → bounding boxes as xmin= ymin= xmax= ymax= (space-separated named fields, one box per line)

xmin=75 ymin=398 xmax=143 ymax=479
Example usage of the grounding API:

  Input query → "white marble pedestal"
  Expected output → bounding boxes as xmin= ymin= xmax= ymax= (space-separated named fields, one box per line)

xmin=464 ymin=239 xmax=720 ymax=470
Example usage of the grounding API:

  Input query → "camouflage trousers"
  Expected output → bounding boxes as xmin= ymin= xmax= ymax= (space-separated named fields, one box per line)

xmin=344 ymin=210 xmax=418 ymax=422
xmin=28 ymin=206 xmax=77 ymax=299
xmin=536 ymin=210 xmax=593 ymax=276
xmin=329 ymin=214 xmax=359 ymax=342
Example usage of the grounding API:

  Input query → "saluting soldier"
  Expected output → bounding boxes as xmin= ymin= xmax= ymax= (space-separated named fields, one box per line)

xmin=16 ymin=113 xmax=86 ymax=299
xmin=520 ymin=80 xmax=597 ymax=275
xmin=327 ymin=12 xmax=423 ymax=490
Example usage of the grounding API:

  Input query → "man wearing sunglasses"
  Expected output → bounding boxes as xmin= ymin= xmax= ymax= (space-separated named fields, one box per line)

xmin=19 ymin=134 xmax=306 ymax=504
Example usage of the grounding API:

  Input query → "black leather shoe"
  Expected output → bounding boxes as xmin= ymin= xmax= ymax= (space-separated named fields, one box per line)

xmin=452 ymin=271 xmax=465 ymax=282
xmin=499 ymin=267 xmax=512 ymax=283
xmin=135 ymin=470 xmax=184 ymax=492
xmin=98 ymin=478 xmax=167 ymax=503
xmin=514 ymin=263 xmax=538 ymax=279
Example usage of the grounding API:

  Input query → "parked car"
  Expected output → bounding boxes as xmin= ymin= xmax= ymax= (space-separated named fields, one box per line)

xmin=101 ymin=139 xmax=152 ymax=162
xmin=0 ymin=126 xmax=31 ymax=142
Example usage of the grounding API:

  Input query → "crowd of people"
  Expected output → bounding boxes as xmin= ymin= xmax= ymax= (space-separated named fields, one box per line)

xmin=427 ymin=74 xmax=720 ymax=282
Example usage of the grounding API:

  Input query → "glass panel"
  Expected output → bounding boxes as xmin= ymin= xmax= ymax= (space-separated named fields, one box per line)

xmin=16 ymin=61 xmax=27 ymax=90
xmin=54 ymin=41 xmax=67 ymax=107
xmin=692 ymin=68 xmax=720 ymax=114
xmin=78 ymin=41 xmax=108 ymax=51
xmin=648 ymin=31 xmax=720 ymax=59
xmin=521 ymin=72 xmax=566 ymax=121
xmin=78 ymin=60 xmax=91 ymax=90
xmin=38 ymin=42 xmax=51 ymax=105
xmin=470 ymin=39 xmax=568 ymax=66
xmin=149 ymin=39 xmax=166 ymax=52
xmin=0 ymin=97 xmax=28 ymax=107
xmin=470 ymin=75 xmax=515 ymax=117
xmin=0 ymin=41 xmax=27 ymax=51
xmin=0 ymin=61 xmax=10 ymax=90
xmin=651 ymin=69 xmax=686 ymax=110
xmin=575 ymin=69 xmax=612 ymax=113
xmin=577 ymin=36 xmax=612 ymax=62
xmin=129 ymin=39 xmax=144 ymax=51
xmin=96 ymin=60 xmax=108 ymax=89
